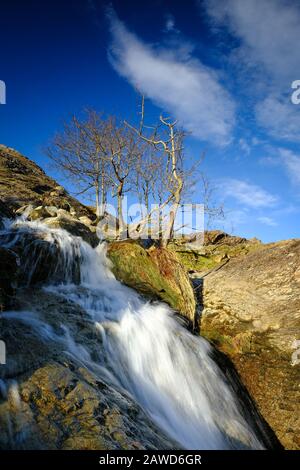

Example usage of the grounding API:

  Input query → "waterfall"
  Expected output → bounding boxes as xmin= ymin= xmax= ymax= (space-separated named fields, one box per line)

xmin=0 ymin=220 xmax=270 ymax=449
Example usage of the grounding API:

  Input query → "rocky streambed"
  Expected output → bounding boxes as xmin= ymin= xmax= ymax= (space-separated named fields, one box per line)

xmin=0 ymin=218 xmax=279 ymax=450
xmin=0 ymin=146 xmax=299 ymax=449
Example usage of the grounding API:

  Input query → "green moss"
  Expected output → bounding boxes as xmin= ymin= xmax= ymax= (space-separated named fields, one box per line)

xmin=174 ymin=251 xmax=217 ymax=272
xmin=107 ymin=241 xmax=195 ymax=322
xmin=169 ymin=241 xmax=263 ymax=274
xmin=201 ymin=329 xmax=237 ymax=356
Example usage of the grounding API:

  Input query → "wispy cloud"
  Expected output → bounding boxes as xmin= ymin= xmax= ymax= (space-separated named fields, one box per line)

xmin=221 ymin=178 xmax=278 ymax=208
xmin=256 ymin=95 xmax=300 ymax=143
xmin=204 ymin=0 xmax=300 ymax=143
xmin=205 ymin=0 xmax=300 ymax=83
xmin=258 ymin=216 xmax=277 ymax=227
xmin=107 ymin=11 xmax=236 ymax=145
xmin=260 ymin=147 xmax=300 ymax=187
xmin=279 ymin=148 xmax=300 ymax=186
xmin=238 ymin=138 xmax=251 ymax=156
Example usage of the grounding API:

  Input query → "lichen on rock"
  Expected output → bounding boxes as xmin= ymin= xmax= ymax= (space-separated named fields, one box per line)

xmin=199 ymin=239 xmax=300 ymax=449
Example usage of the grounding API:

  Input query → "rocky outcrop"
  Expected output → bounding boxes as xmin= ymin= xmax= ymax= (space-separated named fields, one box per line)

xmin=42 ymin=212 xmax=99 ymax=248
xmin=0 ymin=145 xmax=96 ymax=220
xmin=107 ymin=241 xmax=196 ymax=323
xmin=170 ymin=230 xmax=262 ymax=274
xmin=0 ymin=145 xmax=100 ymax=248
xmin=0 ymin=289 xmax=176 ymax=450
xmin=1 ymin=145 xmax=299 ymax=449
xmin=199 ymin=239 xmax=300 ymax=449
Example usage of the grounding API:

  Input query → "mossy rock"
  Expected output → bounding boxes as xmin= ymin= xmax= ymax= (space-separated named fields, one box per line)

xmin=107 ymin=241 xmax=196 ymax=323
xmin=169 ymin=240 xmax=263 ymax=274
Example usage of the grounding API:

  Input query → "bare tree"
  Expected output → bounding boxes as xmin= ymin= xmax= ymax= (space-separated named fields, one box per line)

xmin=102 ymin=118 xmax=143 ymax=235
xmin=126 ymin=97 xmax=192 ymax=246
xmin=126 ymin=96 xmax=224 ymax=244
xmin=46 ymin=103 xmax=224 ymax=244
xmin=198 ymin=173 xmax=224 ymax=231
xmin=46 ymin=109 xmax=110 ymax=217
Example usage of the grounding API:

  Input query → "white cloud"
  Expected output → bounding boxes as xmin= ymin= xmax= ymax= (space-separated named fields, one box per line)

xmin=258 ymin=216 xmax=277 ymax=227
xmin=204 ymin=0 xmax=300 ymax=143
xmin=221 ymin=178 xmax=278 ymax=208
xmin=279 ymin=148 xmax=300 ymax=185
xmin=255 ymin=95 xmax=300 ymax=143
xmin=108 ymin=12 xmax=235 ymax=145
xmin=238 ymin=138 xmax=251 ymax=156
xmin=205 ymin=0 xmax=300 ymax=84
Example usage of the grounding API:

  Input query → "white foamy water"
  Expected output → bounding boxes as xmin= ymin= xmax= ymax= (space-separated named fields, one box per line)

xmin=1 ymin=220 xmax=267 ymax=449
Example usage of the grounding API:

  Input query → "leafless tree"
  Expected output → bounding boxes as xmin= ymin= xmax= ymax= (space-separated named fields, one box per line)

xmin=46 ymin=109 xmax=110 ymax=217
xmin=126 ymin=96 xmax=196 ymax=245
xmin=46 ymin=102 xmax=224 ymax=244
xmin=103 ymin=117 xmax=142 ymax=235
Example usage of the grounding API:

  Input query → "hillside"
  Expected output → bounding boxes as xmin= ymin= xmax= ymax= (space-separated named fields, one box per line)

xmin=0 ymin=144 xmax=94 ymax=219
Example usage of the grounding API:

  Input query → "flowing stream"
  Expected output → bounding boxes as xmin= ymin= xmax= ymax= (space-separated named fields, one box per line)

xmin=0 ymin=220 xmax=271 ymax=449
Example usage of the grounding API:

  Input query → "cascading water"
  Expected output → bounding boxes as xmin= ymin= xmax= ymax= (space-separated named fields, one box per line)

xmin=0 ymin=219 xmax=272 ymax=449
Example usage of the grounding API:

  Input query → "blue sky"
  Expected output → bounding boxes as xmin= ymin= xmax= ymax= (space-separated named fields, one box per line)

xmin=0 ymin=0 xmax=300 ymax=242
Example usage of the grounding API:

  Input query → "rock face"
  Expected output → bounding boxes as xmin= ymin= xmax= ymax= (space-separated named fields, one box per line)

xmin=199 ymin=239 xmax=300 ymax=449
xmin=0 ymin=289 xmax=176 ymax=450
xmin=0 ymin=145 xmax=99 ymax=248
xmin=107 ymin=241 xmax=196 ymax=323
xmin=170 ymin=230 xmax=262 ymax=274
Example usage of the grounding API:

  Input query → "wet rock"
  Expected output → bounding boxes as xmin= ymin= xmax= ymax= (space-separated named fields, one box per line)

xmin=0 ymin=289 xmax=177 ymax=450
xmin=0 ymin=247 xmax=19 ymax=311
xmin=0 ymin=228 xmax=80 ymax=286
xmin=44 ymin=214 xmax=99 ymax=248
xmin=0 ymin=361 xmax=176 ymax=450
xmin=0 ymin=199 xmax=13 ymax=229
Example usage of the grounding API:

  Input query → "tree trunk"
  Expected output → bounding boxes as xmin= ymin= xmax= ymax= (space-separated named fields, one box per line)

xmin=101 ymin=160 xmax=106 ymax=214
xmin=95 ymin=179 xmax=101 ymax=217
xmin=117 ymin=181 xmax=125 ymax=238
xmin=162 ymin=125 xmax=183 ymax=246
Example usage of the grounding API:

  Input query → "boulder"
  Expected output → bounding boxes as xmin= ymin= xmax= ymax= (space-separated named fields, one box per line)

xmin=199 ymin=239 xmax=300 ymax=449
xmin=0 ymin=227 xmax=80 ymax=286
xmin=79 ymin=216 xmax=93 ymax=226
xmin=28 ymin=205 xmax=53 ymax=221
xmin=44 ymin=214 xmax=99 ymax=248
xmin=107 ymin=241 xmax=196 ymax=323
xmin=0 ymin=199 xmax=13 ymax=229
